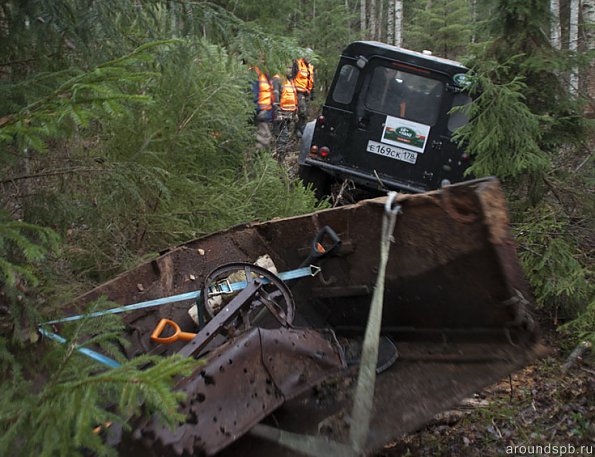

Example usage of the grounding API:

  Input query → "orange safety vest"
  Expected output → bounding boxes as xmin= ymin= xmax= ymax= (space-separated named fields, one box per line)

xmin=279 ymin=79 xmax=298 ymax=111
xmin=294 ymin=58 xmax=311 ymax=94
xmin=307 ymin=63 xmax=314 ymax=93
xmin=254 ymin=66 xmax=273 ymax=111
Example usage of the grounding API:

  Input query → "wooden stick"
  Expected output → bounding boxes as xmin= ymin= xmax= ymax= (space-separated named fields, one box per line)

xmin=562 ymin=341 xmax=592 ymax=371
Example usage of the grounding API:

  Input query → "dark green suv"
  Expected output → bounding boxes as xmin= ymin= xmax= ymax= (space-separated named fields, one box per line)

xmin=298 ymin=41 xmax=473 ymax=197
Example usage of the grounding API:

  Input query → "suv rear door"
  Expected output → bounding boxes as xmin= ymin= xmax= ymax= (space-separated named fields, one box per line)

xmin=341 ymin=57 xmax=452 ymax=191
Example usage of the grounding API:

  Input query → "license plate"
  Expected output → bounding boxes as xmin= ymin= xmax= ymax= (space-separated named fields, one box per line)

xmin=366 ymin=140 xmax=418 ymax=164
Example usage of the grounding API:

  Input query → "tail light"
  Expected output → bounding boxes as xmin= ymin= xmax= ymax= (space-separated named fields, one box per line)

xmin=309 ymin=145 xmax=330 ymax=158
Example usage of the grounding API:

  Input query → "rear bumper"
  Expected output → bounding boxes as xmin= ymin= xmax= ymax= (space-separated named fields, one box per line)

xmin=303 ymin=157 xmax=430 ymax=194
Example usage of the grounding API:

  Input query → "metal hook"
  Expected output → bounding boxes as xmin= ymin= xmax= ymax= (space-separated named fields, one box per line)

xmin=384 ymin=191 xmax=401 ymax=216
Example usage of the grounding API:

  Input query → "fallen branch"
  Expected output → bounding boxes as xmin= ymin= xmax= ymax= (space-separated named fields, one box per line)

xmin=562 ymin=341 xmax=592 ymax=371
xmin=0 ymin=167 xmax=103 ymax=185
xmin=430 ymin=397 xmax=489 ymax=426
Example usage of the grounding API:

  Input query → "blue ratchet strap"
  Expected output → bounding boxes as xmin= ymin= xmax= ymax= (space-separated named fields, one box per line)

xmin=38 ymin=265 xmax=321 ymax=368
xmin=38 ymin=327 xmax=121 ymax=368
xmin=42 ymin=265 xmax=320 ymax=326
xmin=211 ymin=265 xmax=321 ymax=294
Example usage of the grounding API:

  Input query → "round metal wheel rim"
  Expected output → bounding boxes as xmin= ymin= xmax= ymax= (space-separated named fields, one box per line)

xmin=202 ymin=262 xmax=295 ymax=328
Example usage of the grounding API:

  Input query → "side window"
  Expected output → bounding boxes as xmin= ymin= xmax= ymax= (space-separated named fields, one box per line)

xmin=332 ymin=64 xmax=360 ymax=104
xmin=447 ymin=94 xmax=472 ymax=132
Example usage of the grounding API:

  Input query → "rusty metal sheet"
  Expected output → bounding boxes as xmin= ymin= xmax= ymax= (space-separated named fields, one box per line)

xmin=260 ymin=328 xmax=345 ymax=398
xmin=125 ymin=327 xmax=345 ymax=456
xmin=68 ymin=177 xmax=541 ymax=457
xmin=217 ymin=341 xmax=545 ymax=457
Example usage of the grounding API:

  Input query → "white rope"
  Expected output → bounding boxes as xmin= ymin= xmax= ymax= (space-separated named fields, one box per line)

xmin=349 ymin=192 xmax=401 ymax=452
xmin=247 ymin=194 xmax=401 ymax=457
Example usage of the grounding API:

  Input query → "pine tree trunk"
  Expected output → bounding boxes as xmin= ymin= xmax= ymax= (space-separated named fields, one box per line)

xmin=584 ymin=0 xmax=595 ymax=49
xmin=361 ymin=0 xmax=367 ymax=38
xmin=395 ymin=0 xmax=403 ymax=47
xmin=569 ymin=0 xmax=580 ymax=96
xmin=370 ymin=0 xmax=377 ymax=40
xmin=583 ymin=0 xmax=595 ymax=114
xmin=550 ymin=0 xmax=562 ymax=50
xmin=387 ymin=1 xmax=395 ymax=44
xmin=170 ymin=0 xmax=177 ymax=37
xmin=378 ymin=0 xmax=384 ymax=41
xmin=470 ymin=0 xmax=477 ymax=43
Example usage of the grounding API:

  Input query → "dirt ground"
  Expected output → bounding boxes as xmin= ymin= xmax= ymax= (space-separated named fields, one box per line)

xmin=379 ymin=329 xmax=594 ymax=456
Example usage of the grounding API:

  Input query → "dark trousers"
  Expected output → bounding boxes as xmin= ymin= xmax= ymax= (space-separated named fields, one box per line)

xmin=296 ymin=92 xmax=308 ymax=135
xmin=273 ymin=111 xmax=295 ymax=161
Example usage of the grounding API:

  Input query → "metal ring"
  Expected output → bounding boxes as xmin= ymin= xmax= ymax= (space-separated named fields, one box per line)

xmin=202 ymin=262 xmax=295 ymax=328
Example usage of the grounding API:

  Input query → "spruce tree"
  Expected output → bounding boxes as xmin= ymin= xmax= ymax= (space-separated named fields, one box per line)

xmin=0 ymin=2 xmax=326 ymax=454
xmin=405 ymin=0 xmax=473 ymax=59
xmin=454 ymin=0 xmax=593 ymax=330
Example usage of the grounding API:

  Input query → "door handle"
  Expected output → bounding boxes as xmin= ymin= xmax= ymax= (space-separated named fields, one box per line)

xmin=357 ymin=116 xmax=369 ymax=129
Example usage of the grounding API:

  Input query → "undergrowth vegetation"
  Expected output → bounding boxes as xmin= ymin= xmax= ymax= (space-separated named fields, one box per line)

xmin=0 ymin=3 xmax=324 ymax=455
xmin=0 ymin=0 xmax=592 ymax=455
xmin=453 ymin=1 xmax=593 ymax=343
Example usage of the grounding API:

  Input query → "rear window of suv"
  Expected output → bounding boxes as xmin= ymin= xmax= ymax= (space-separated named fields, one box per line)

xmin=365 ymin=66 xmax=443 ymax=126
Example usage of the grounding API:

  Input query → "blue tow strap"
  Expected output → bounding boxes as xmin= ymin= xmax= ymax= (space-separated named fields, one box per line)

xmin=39 ymin=265 xmax=320 ymax=368
xmin=38 ymin=327 xmax=122 ymax=368
xmin=42 ymin=265 xmax=319 ymax=325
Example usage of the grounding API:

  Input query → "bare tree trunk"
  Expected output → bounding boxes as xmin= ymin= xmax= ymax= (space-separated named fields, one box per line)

xmin=583 ymin=0 xmax=595 ymax=38
xmin=370 ymin=0 xmax=377 ymax=41
xmin=470 ymin=0 xmax=477 ymax=43
xmin=387 ymin=0 xmax=395 ymax=45
xmin=378 ymin=0 xmax=384 ymax=41
xmin=550 ymin=0 xmax=562 ymax=50
xmin=583 ymin=0 xmax=595 ymax=114
xmin=361 ymin=0 xmax=367 ymax=38
xmin=170 ymin=0 xmax=177 ymax=37
xmin=569 ymin=0 xmax=580 ymax=96
xmin=395 ymin=0 xmax=403 ymax=47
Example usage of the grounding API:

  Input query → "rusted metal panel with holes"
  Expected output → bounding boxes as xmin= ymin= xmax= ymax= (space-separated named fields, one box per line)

xmin=71 ymin=177 xmax=541 ymax=457
xmin=123 ymin=327 xmax=344 ymax=456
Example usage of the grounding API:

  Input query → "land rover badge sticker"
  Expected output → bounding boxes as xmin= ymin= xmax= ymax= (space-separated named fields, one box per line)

xmin=381 ymin=116 xmax=430 ymax=154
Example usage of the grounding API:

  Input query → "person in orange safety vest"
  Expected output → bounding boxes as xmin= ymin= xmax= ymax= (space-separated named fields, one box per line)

xmin=292 ymin=56 xmax=314 ymax=135
xmin=272 ymin=66 xmax=298 ymax=161
xmin=251 ymin=65 xmax=274 ymax=150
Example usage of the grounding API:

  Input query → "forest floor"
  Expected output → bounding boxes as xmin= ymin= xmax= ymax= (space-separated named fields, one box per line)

xmin=381 ymin=326 xmax=594 ymax=457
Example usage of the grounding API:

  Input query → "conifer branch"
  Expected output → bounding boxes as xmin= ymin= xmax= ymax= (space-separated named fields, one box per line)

xmin=0 ymin=167 xmax=103 ymax=185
